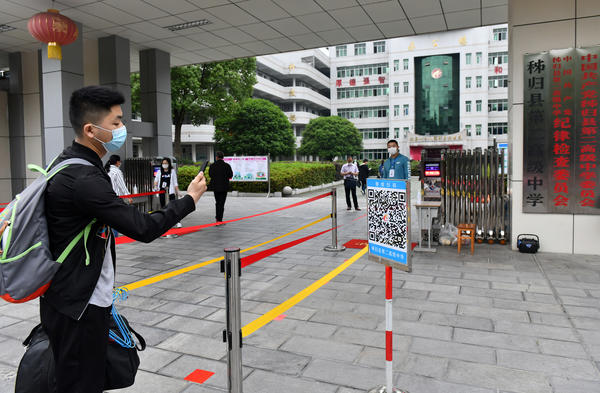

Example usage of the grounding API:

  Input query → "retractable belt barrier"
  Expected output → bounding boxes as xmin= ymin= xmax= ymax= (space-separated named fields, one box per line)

xmin=115 ymin=191 xmax=333 ymax=244
xmin=118 ymin=190 xmax=165 ymax=198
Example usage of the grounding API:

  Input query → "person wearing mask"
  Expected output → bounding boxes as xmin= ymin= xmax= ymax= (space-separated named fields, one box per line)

xmin=358 ymin=158 xmax=369 ymax=194
xmin=208 ymin=151 xmax=233 ymax=224
xmin=41 ymin=85 xmax=207 ymax=392
xmin=105 ymin=154 xmax=132 ymax=204
xmin=154 ymin=157 xmax=179 ymax=209
xmin=340 ymin=156 xmax=360 ymax=211
xmin=382 ymin=140 xmax=410 ymax=180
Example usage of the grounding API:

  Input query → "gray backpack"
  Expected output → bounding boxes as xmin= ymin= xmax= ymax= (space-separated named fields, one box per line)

xmin=0 ymin=158 xmax=93 ymax=303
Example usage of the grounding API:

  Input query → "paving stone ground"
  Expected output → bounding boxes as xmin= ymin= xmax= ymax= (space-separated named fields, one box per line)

xmin=1 ymin=185 xmax=600 ymax=392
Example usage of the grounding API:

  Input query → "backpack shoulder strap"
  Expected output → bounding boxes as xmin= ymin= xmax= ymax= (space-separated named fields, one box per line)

xmin=47 ymin=158 xmax=94 ymax=179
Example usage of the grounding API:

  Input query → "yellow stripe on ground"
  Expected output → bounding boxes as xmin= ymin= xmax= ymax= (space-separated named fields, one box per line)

xmin=120 ymin=214 xmax=332 ymax=292
xmin=242 ymin=246 xmax=368 ymax=337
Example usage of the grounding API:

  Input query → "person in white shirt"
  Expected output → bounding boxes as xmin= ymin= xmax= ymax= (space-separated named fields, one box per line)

xmin=104 ymin=155 xmax=131 ymax=202
xmin=154 ymin=157 xmax=180 ymax=208
xmin=340 ymin=156 xmax=361 ymax=211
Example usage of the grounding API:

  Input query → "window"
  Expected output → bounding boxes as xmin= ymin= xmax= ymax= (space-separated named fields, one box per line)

xmin=488 ymin=99 xmax=508 ymax=112
xmin=465 ymin=53 xmax=472 ymax=65
xmin=403 ymin=58 xmax=409 ymax=70
xmin=360 ymin=128 xmax=389 ymax=139
xmin=336 ymin=63 xmax=388 ymax=78
xmin=403 ymin=127 xmax=409 ymax=138
xmin=466 ymin=100 xmax=472 ymax=112
xmin=337 ymin=84 xmax=389 ymax=99
xmin=476 ymin=100 xmax=482 ymax=112
xmin=403 ymin=104 xmax=409 ymax=116
xmin=336 ymin=45 xmax=347 ymax=57
xmin=373 ymin=41 xmax=386 ymax=53
xmin=403 ymin=81 xmax=409 ymax=93
xmin=354 ymin=43 xmax=366 ymax=56
xmin=466 ymin=124 xmax=472 ymax=136
xmin=488 ymin=52 xmax=508 ymax=65
xmin=476 ymin=76 xmax=482 ymax=88
xmin=489 ymin=75 xmax=508 ymax=88
xmin=394 ymin=105 xmax=400 ymax=116
xmin=493 ymin=27 xmax=507 ymax=41
xmin=394 ymin=128 xmax=400 ymax=138
xmin=360 ymin=149 xmax=388 ymax=160
xmin=394 ymin=82 xmax=400 ymax=94
xmin=393 ymin=59 xmax=399 ymax=71
xmin=476 ymin=52 xmax=482 ymax=64
xmin=476 ymin=124 xmax=482 ymax=136
xmin=465 ymin=77 xmax=471 ymax=88
xmin=337 ymin=106 xmax=388 ymax=119
xmin=488 ymin=122 xmax=508 ymax=135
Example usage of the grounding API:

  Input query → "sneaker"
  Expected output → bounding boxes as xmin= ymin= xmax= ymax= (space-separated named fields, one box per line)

xmin=347 ymin=207 xmax=352 ymax=210
xmin=175 ymin=222 xmax=182 ymax=228
xmin=355 ymin=208 xmax=361 ymax=211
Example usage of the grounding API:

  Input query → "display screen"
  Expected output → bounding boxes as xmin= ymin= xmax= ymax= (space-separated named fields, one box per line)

xmin=424 ymin=163 xmax=440 ymax=177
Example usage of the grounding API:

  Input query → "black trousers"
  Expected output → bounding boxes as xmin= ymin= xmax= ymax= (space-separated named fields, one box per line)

xmin=344 ymin=179 xmax=359 ymax=209
xmin=40 ymin=299 xmax=111 ymax=393
xmin=159 ymin=192 xmax=176 ymax=208
xmin=214 ymin=191 xmax=228 ymax=221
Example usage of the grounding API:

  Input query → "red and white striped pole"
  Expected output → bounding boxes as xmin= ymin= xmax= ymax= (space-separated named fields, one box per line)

xmin=368 ymin=266 xmax=407 ymax=393
xmin=385 ymin=265 xmax=394 ymax=392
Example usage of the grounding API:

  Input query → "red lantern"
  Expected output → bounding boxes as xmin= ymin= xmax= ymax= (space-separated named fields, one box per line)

xmin=28 ymin=9 xmax=78 ymax=60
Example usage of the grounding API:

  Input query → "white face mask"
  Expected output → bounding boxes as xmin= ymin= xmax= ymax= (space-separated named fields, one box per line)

xmin=162 ymin=164 xmax=169 ymax=169
xmin=388 ymin=147 xmax=398 ymax=156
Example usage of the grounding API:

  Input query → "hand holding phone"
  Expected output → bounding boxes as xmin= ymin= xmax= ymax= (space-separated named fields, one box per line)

xmin=199 ymin=161 xmax=209 ymax=175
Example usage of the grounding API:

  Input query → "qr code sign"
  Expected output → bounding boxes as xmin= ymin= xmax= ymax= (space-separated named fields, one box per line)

xmin=367 ymin=188 xmax=407 ymax=250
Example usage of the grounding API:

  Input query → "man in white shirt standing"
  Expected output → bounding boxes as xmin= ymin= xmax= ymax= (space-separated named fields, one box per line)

xmin=340 ymin=156 xmax=361 ymax=211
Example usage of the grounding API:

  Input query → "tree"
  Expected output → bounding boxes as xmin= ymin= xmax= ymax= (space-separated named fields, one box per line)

xmin=214 ymin=98 xmax=295 ymax=157
xmin=299 ymin=116 xmax=362 ymax=161
xmin=130 ymin=58 xmax=256 ymax=159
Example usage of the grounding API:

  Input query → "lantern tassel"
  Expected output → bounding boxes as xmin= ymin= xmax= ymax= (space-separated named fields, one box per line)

xmin=47 ymin=42 xmax=61 ymax=60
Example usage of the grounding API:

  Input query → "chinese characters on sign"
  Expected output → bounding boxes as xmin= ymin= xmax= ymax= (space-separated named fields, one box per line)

xmin=523 ymin=47 xmax=600 ymax=214
xmin=366 ymin=179 xmax=411 ymax=271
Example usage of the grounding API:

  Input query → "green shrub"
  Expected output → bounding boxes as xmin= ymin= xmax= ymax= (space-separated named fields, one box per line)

xmin=410 ymin=160 xmax=420 ymax=176
xmin=177 ymin=165 xmax=208 ymax=189
xmin=179 ymin=161 xmax=337 ymax=193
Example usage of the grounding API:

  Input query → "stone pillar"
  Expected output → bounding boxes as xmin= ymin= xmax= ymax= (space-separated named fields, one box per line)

xmin=0 ymin=90 xmax=11 ymax=202
xmin=41 ymin=22 xmax=84 ymax=166
xmin=139 ymin=48 xmax=172 ymax=158
xmin=509 ymin=0 xmax=600 ymax=253
xmin=8 ymin=52 xmax=25 ymax=195
xmin=99 ymin=35 xmax=132 ymax=159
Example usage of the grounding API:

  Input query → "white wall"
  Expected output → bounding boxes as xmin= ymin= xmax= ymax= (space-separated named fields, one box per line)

xmin=509 ymin=0 xmax=600 ymax=254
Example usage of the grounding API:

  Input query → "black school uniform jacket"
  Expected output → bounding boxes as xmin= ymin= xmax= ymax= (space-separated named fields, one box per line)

xmin=43 ymin=141 xmax=195 ymax=319
xmin=208 ymin=160 xmax=233 ymax=192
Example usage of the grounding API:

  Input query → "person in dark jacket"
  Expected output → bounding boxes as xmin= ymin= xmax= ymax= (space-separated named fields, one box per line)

xmin=358 ymin=158 xmax=369 ymax=194
xmin=41 ymin=86 xmax=207 ymax=393
xmin=208 ymin=151 xmax=233 ymax=224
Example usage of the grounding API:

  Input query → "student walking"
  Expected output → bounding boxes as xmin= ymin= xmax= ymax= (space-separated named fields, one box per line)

xmin=208 ymin=151 xmax=233 ymax=224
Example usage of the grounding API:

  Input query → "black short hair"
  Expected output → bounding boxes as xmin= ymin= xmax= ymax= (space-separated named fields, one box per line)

xmin=69 ymin=86 xmax=125 ymax=136
xmin=162 ymin=157 xmax=172 ymax=172
xmin=216 ymin=151 xmax=224 ymax=159
xmin=363 ymin=159 xmax=368 ymax=163
xmin=387 ymin=139 xmax=399 ymax=146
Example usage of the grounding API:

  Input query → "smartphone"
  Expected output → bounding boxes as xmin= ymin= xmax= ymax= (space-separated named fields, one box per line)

xmin=199 ymin=161 xmax=209 ymax=175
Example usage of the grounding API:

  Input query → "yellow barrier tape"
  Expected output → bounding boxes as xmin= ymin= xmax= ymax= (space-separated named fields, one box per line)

xmin=242 ymin=246 xmax=368 ymax=337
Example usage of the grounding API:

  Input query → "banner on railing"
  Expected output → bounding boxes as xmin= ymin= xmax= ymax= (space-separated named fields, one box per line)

xmin=225 ymin=156 xmax=269 ymax=182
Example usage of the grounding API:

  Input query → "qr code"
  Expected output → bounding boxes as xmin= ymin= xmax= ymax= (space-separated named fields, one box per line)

xmin=367 ymin=188 xmax=407 ymax=250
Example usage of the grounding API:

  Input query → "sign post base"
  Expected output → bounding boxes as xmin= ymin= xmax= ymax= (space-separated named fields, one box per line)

xmin=324 ymin=245 xmax=346 ymax=252
xmin=367 ymin=386 xmax=409 ymax=393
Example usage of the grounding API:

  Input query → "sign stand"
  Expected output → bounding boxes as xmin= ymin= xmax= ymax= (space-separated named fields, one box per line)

xmin=366 ymin=178 xmax=410 ymax=393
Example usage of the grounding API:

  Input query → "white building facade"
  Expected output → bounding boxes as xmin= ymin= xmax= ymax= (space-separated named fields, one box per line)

xmin=330 ymin=24 xmax=508 ymax=162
